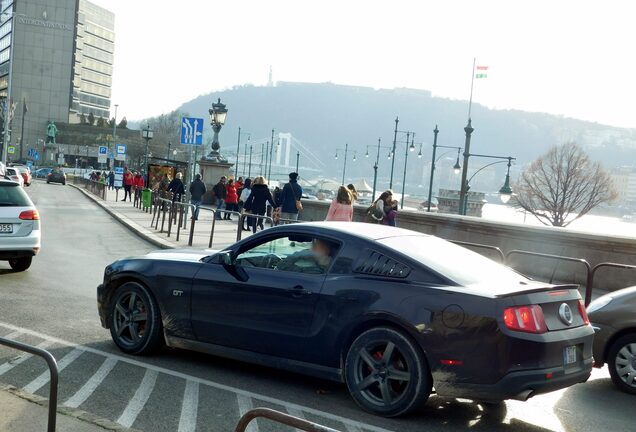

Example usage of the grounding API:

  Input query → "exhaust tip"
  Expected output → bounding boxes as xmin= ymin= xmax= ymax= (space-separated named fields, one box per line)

xmin=513 ymin=389 xmax=534 ymax=401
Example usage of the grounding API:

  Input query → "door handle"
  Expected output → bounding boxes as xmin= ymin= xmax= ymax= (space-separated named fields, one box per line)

xmin=289 ymin=285 xmax=312 ymax=297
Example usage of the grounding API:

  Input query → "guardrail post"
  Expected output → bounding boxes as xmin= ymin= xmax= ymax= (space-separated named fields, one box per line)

xmin=188 ymin=214 xmax=196 ymax=246
xmin=167 ymin=202 xmax=174 ymax=237
xmin=160 ymin=202 xmax=168 ymax=233
xmin=209 ymin=213 xmax=217 ymax=248
xmin=176 ymin=205 xmax=184 ymax=241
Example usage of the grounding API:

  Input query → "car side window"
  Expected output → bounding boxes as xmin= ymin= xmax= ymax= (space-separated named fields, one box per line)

xmin=235 ymin=235 xmax=338 ymax=275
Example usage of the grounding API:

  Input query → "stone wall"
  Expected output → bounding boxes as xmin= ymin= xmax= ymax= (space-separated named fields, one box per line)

xmin=299 ymin=200 xmax=636 ymax=292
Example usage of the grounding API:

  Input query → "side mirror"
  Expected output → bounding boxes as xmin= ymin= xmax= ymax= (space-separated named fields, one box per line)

xmin=219 ymin=251 xmax=234 ymax=266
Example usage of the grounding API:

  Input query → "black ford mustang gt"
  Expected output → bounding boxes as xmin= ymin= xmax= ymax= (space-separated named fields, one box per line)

xmin=97 ymin=222 xmax=593 ymax=417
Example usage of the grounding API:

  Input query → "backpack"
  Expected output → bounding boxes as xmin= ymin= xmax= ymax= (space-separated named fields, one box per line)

xmin=366 ymin=201 xmax=384 ymax=223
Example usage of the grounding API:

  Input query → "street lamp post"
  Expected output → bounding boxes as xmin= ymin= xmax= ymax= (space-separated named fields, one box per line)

xmin=167 ymin=140 xmax=172 ymax=160
xmin=141 ymin=123 xmax=153 ymax=178
xmin=365 ymin=138 xmax=393 ymax=202
xmin=426 ymin=126 xmax=462 ymax=212
xmin=268 ymin=129 xmax=275 ymax=181
xmin=334 ymin=143 xmax=350 ymax=185
xmin=206 ymin=98 xmax=228 ymax=161
xmin=248 ymin=145 xmax=253 ymax=178
xmin=389 ymin=117 xmax=399 ymax=188
xmin=296 ymin=151 xmax=300 ymax=173
xmin=458 ymin=119 xmax=474 ymax=215
xmin=461 ymin=154 xmax=516 ymax=215
xmin=400 ymin=132 xmax=416 ymax=209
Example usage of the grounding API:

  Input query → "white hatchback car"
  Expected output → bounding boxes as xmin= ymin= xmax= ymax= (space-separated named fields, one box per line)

xmin=0 ymin=179 xmax=40 ymax=271
xmin=5 ymin=167 xmax=25 ymax=186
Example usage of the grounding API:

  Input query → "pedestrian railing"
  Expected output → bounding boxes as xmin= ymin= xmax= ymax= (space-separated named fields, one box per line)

xmin=450 ymin=240 xmax=505 ymax=263
xmin=235 ymin=408 xmax=340 ymax=432
xmin=237 ymin=213 xmax=275 ymax=241
xmin=76 ymin=177 xmax=107 ymax=200
xmin=0 ymin=337 xmax=58 ymax=432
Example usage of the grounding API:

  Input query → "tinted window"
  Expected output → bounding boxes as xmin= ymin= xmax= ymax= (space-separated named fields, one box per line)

xmin=379 ymin=235 xmax=528 ymax=286
xmin=0 ymin=184 xmax=32 ymax=206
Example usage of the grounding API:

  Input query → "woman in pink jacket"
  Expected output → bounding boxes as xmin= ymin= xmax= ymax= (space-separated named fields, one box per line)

xmin=326 ymin=186 xmax=353 ymax=222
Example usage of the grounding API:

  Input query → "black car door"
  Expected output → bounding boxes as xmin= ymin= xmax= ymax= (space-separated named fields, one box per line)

xmin=190 ymin=234 xmax=332 ymax=362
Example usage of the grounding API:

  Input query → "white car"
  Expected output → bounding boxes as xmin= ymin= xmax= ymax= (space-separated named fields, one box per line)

xmin=5 ymin=167 xmax=24 ymax=186
xmin=0 ymin=179 xmax=40 ymax=271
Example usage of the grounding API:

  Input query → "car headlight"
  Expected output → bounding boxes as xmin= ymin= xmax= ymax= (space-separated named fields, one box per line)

xmin=587 ymin=296 xmax=613 ymax=314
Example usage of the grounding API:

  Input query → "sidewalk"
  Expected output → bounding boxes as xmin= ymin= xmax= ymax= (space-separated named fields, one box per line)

xmin=0 ymin=384 xmax=130 ymax=432
xmin=71 ymin=183 xmax=257 ymax=250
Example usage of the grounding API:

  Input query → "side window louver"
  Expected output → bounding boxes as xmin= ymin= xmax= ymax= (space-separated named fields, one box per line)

xmin=353 ymin=249 xmax=410 ymax=278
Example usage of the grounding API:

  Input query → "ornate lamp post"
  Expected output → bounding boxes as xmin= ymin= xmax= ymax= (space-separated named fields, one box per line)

xmin=365 ymin=138 xmax=393 ymax=201
xmin=206 ymin=98 xmax=228 ymax=161
xmin=334 ymin=143 xmax=353 ymax=185
xmin=141 ymin=123 xmax=153 ymax=174
xmin=461 ymin=154 xmax=516 ymax=215
xmin=426 ymin=126 xmax=462 ymax=212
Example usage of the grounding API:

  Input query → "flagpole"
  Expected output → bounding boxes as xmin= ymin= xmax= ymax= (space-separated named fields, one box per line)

xmin=468 ymin=57 xmax=476 ymax=120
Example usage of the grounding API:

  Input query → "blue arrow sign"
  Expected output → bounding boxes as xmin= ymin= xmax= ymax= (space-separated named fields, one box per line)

xmin=181 ymin=117 xmax=203 ymax=145
xmin=27 ymin=148 xmax=35 ymax=157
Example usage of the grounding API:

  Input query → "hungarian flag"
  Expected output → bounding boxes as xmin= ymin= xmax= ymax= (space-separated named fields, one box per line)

xmin=475 ymin=65 xmax=488 ymax=79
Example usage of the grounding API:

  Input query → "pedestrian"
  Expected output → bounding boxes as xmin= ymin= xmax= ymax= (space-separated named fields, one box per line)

xmin=133 ymin=171 xmax=145 ymax=202
xmin=189 ymin=173 xmax=206 ymax=220
xmin=224 ymin=178 xmax=239 ymax=220
xmin=239 ymin=178 xmax=252 ymax=231
xmin=366 ymin=190 xmax=392 ymax=224
xmin=347 ymin=184 xmax=359 ymax=202
xmin=244 ymin=176 xmax=277 ymax=233
xmin=326 ymin=186 xmax=353 ymax=222
xmin=383 ymin=199 xmax=398 ymax=226
xmin=122 ymin=167 xmax=134 ymax=202
xmin=278 ymin=172 xmax=303 ymax=222
xmin=167 ymin=172 xmax=185 ymax=202
xmin=212 ymin=176 xmax=228 ymax=220
xmin=107 ymin=170 xmax=114 ymax=190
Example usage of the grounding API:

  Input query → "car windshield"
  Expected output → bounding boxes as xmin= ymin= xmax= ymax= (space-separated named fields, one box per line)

xmin=379 ymin=235 xmax=528 ymax=286
xmin=0 ymin=183 xmax=32 ymax=206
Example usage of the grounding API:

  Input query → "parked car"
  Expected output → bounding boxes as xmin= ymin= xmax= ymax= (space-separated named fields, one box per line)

xmin=34 ymin=168 xmax=53 ymax=178
xmin=5 ymin=167 xmax=24 ymax=186
xmin=588 ymin=287 xmax=636 ymax=394
xmin=0 ymin=161 xmax=5 ymax=177
xmin=0 ymin=179 xmax=40 ymax=271
xmin=11 ymin=165 xmax=32 ymax=186
xmin=47 ymin=169 xmax=66 ymax=185
xmin=97 ymin=222 xmax=594 ymax=417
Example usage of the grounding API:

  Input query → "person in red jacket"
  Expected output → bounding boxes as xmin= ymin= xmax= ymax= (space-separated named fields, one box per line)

xmin=133 ymin=172 xmax=145 ymax=202
xmin=122 ymin=167 xmax=134 ymax=202
xmin=224 ymin=178 xmax=239 ymax=220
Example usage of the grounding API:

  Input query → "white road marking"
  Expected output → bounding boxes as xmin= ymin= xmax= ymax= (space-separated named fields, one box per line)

xmin=0 ymin=321 xmax=395 ymax=432
xmin=0 ymin=330 xmax=23 ymax=340
xmin=23 ymin=348 xmax=83 ymax=393
xmin=64 ymin=357 xmax=118 ymax=408
xmin=345 ymin=424 xmax=363 ymax=432
xmin=237 ymin=394 xmax=259 ymax=432
xmin=177 ymin=380 xmax=199 ymax=432
xmin=117 ymin=369 xmax=159 ymax=428
xmin=285 ymin=406 xmax=308 ymax=432
xmin=0 ymin=340 xmax=52 ymax=376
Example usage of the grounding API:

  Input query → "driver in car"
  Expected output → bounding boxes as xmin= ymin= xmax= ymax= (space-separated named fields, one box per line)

xmin=275 ymin=238 xmax=333 ymax=273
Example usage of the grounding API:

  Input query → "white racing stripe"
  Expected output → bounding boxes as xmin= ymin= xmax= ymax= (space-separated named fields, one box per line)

xmin=0 ymin=321 xmax=395 ymax=432
xmin=237 ymin=395 xmax=259 ymax=432
xmin=117 ymin=369 xmax=159 ymax=428
xmin=23 ymin=348 xmax=83 ymax=393
xmin=177 ymin=380 xmax=199 ymax=432
xmin=64 ymin=357 xmax=118 ymax=408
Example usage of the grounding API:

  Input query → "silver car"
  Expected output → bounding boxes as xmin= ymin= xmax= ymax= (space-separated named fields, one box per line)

xmin=0 ymin=179 xmax=40 ymax=271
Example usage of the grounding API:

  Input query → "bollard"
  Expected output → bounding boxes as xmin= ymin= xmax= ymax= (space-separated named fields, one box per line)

xmin=176 ymin=205 xmax=184 ymax=241
xmin=188 ymin=215 xmax=196 ymax=246
xmin=160 ymin=202 xmax=168 ymax=233
xmin=209 ymin=216 xmax=217 ymax=248
xmin=167 ymin=203 xmax=174 ymax=237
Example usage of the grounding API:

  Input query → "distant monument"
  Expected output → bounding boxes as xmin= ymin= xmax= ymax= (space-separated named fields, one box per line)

xmin=46 ymin=120 xmax=58 ymax=144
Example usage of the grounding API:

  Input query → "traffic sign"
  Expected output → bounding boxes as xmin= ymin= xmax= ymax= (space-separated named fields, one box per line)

xmin=33 ymin=153 xmax=39 ymax=161
xmin=7 ymin=146 xmax=14 ymax=154
xmin=99 ymin=146 xmax=107 ymax=155
xmin=115 ymin=144 xmax=127 ymax=155
xmin=27 ymin=148 xmax=36 ymax=157
xmin=113 ymin=167 xmax=124 ymax=188
xmin=181 ymin=117 xmax=203 ymax=145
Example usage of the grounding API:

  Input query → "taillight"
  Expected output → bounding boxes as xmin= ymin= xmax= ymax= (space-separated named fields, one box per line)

xmin=47 ymin=173 xmax=52 ymax=176
xmin=19 ymin=210 xmax=40 ymax=220
xmin=503 ymin=305 xmax=548 ymax=333
xmin=578 ymin=300 xmax=589 ymax=325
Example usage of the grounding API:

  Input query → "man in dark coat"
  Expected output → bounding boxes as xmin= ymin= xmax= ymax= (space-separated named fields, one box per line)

xmin=189 ymin=174 xmax=207 ymax=220
xmin=212 ymin=176 xmax=228 ymax=220
xmin=245 ymin=177 xmax=277 ymax=233
xmin=167 ymin=172 xmax=185 ymax=202
xmin=278 ymin=172 xmax=303 ymax=221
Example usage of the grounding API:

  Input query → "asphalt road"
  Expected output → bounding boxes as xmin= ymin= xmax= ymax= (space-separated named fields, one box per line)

xmin=0 ymin=181 xmax=633 ymax=432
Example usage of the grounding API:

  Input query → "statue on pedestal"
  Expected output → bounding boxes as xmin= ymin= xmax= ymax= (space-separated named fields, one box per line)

xmin=46 ymin=120 xmax=58 ymax=144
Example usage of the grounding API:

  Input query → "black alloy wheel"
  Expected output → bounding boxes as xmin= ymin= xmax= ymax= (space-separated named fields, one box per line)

xmin=109 ymin=282 xmax=163 ymax=355
xmin=345 ymin=327 xmax=431 ymax=417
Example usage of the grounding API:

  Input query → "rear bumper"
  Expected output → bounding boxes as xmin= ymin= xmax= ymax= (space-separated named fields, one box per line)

xmin=0 ymin=230 xmax=40 ymax=259
xmin=435 ymin=358 xmax=593 ymax=402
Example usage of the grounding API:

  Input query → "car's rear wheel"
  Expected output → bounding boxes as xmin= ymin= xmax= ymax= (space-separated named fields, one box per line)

xmin=8 ymin=257 xmax=32 ymax=272
xmin=109 ymin=282 xmax=163 ymax=355
xmin=344 ymin=327 xmax=431 ymax=417
xmin=608 ymin=333 xmax=636 ymax=394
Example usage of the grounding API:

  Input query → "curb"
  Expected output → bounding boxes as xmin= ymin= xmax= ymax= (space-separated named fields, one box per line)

xmin=69 ymin=184 xmax=175 ymax=250
xmin=1 ymin=384 xmax=142 ymax=432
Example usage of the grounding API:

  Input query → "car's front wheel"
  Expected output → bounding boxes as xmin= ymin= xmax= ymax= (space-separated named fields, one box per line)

xmin=8 ymin=257 xmax=32 ymax=272
xmin=109 ymin=282 xmax=163 ymax=355
xmin=344 ymin=327 xmax=431 ymax=417
xmin=608 ymin=333 xmax=636 ymax=394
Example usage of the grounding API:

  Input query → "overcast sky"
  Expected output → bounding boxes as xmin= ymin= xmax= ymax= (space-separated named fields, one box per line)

xmin=92 ymin=0 xmax=635 ymax=128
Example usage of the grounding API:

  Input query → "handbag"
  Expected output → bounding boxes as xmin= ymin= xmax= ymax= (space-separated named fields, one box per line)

xmin=290 ymin=183 xmax=303 ymax=211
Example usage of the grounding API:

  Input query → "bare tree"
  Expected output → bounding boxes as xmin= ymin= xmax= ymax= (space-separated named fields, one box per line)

xmin=139 ymin=110 xmax=190 ymax=160
xmin=515 ymin=143 xmax=616 ymax=227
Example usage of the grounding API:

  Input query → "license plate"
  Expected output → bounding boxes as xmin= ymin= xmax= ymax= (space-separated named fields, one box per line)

xmin=0 ymin=223 xmax=12 ymax=233
xmin=564 ymin=345 xmax=577 ymax=365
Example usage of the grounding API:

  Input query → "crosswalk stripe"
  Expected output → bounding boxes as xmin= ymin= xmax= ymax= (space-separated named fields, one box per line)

xmin=117 ymin=369 xmax=158 ymax=428
xmin=285 ymin=406 xmax=307 ymax=432
xmin=23 ymin=348 xmax=84 ymax=394
xmin=177 ymin=380 xmax=199 ymax=432
xmin=237 ymin=394 xmax=259 ymax=432
xmin=0 ymin=330 xmax=24 ymax=340
xmin=64 ymin=357 xmax=118 ymax=408
xmin=0 ymin=340 xmax=52 ymax=376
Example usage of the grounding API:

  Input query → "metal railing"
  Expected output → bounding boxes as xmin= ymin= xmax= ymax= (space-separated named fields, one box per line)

xmin=237 ymin=213 xmax=275 ymax=241
xmin=235 ymin=408 xmax=340 ymax=432
xmin=0 ymin=337 xmax=58 ymax=432
xmin=450 ymin=240 xmax=505 ymax=263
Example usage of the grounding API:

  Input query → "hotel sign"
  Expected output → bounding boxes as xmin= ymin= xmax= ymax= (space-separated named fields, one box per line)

xmin=17 ymin=16 xmax=72 ymax=31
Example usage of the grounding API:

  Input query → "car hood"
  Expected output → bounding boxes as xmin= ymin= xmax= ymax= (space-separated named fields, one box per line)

xmin=143 ymin=248 xmax=219 ymax=262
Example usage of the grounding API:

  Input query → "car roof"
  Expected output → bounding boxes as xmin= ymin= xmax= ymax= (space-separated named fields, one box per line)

xmin=278 ymin=221 xmax=429 ymax=240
